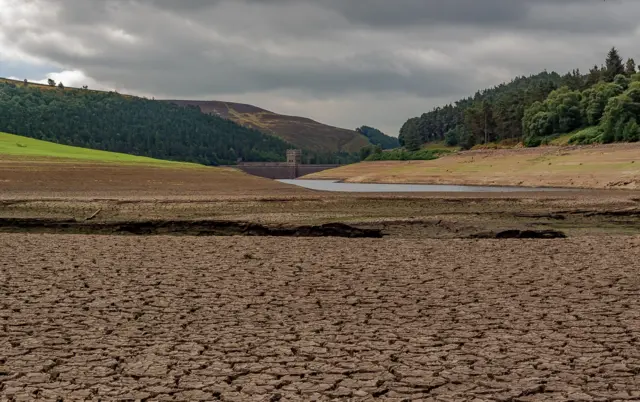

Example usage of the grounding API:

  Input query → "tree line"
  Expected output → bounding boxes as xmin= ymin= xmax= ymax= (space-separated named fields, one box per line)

xmin=399 ymin=47 xmax=640 ymax=150
xmin=0 ymin=81 xmax=358 ymax=165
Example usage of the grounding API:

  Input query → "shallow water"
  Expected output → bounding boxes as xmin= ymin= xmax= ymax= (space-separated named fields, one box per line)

xmin=278 ymin=179 xmax=571 ymax=193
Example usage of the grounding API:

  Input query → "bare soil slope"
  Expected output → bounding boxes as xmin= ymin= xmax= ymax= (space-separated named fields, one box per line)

xmin=2 ymin=234 xmax=640 ymax=400
xmin=0 ymin=158 xmax=307 ymax=199
xmin=305 ymin=143 xmax=640 ymax=189
xmin=167 ymin=100 xmax=370 ymax=153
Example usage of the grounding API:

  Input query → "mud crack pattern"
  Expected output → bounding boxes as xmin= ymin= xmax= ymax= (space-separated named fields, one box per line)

xmin=1 ymin=234 xmax=640 ymax=401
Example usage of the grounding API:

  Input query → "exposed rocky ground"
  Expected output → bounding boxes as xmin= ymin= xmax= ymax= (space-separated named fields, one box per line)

xmin=2 ymin=234 xmax=640 ymax=401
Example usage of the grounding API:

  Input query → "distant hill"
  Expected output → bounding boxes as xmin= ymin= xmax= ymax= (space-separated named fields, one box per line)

xmin=0 ymin=79 xmax=295 ymax=165
xmin=167 ymin=100 xmax=370 ymax=153
xmin=355 ymin=126 xmax=400 ymax=149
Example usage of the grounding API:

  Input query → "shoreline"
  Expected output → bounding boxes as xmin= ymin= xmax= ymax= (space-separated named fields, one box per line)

xmin=296 ymin=177 xmax=638 ymax=192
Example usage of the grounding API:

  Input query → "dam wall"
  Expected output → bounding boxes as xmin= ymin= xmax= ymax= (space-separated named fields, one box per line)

xmin=225 ymin=149 xmax=340 ymax=179
xmin=233 ymin=162 xmax=339 ymax=179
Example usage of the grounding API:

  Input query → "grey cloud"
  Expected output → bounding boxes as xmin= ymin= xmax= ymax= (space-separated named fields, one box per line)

xmin=20 ymin=32 xmax=471 ymax=98
xmin=9 ymin=0 xmax=476 ymax=97
xmin=147 ymin=0 xmax=629 ymax=31
xmin=49 ymin=0 xmax=636 ymax=33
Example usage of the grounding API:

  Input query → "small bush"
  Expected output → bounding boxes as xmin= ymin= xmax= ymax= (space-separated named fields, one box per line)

xmin=568 ymin=126 xmax=603 ymax=145
xmin=472 ymin=139 xmax=521 ymax=150
xmin=623 ymin=120 xmax=640 ymax=142
xmin=528 ymin=132 xmax=577 ymax=147
xmin=365 ymin=148 xmax=438 ymax=161
xmin=524 ymin=136 xmax=543 ymax=147
xmin=430 ymin=149 xmax=453 ymax=156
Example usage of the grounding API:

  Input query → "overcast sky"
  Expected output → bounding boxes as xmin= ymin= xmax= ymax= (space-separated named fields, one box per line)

xmin=1 ymin=0 xmax=639 ymax=136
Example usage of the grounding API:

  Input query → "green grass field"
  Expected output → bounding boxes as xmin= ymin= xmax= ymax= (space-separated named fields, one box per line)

xmin=0 ymin=132 xmax=202 ymax=167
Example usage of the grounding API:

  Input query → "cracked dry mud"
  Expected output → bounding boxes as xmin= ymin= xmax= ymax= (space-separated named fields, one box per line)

xmin=2 ymin=234 xmax=640 ymax=401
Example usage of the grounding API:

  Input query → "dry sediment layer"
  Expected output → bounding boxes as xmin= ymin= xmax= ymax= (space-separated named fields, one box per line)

xmin=3 ymin=194 xmax=640 ymax=239
xmin=2 ymin=234 xmax=640 ymax=401
xmin=0 ymin=218 xmax=384 ymax=238
xmin=304 ymin=143 xmax=640 ymax=190
xmin=0 ymin=159 xmax=307 ymax=199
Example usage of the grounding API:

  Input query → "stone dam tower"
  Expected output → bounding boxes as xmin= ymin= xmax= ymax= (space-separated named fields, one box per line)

xmin=287 ymin=149 xmax=302 ymax=165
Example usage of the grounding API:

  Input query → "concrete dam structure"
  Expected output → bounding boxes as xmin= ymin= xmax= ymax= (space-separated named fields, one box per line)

xmin=233 ymin=149 xmax=340 ymax=180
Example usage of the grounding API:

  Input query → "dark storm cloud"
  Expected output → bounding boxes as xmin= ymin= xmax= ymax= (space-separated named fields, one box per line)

xmin=145 ymin=0 xmax=628 ymax=31
xmin=44 ymin=0 xmax=635 ymax=33
xmin=2 ymin=0 xmax=639 ymax=134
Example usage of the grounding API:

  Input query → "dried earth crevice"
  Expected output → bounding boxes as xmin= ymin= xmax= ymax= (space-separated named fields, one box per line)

xmin=0 ymin=218 xmax=383 ymax=238
xmin=1 ymin=235 xmax=640 ymax=400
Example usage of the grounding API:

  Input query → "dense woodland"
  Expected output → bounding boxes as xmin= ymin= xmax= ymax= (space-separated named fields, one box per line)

xmin=399 ymin=48 xmax=640 ymax=150
xmin=355 ymin=126 xmax=399 ymax=149
xmin=0 ymin=81 xmax=359 ymax=165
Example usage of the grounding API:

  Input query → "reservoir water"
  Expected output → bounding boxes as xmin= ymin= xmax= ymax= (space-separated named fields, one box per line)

xmin=278 ymin=179 xmax=572 ymax=193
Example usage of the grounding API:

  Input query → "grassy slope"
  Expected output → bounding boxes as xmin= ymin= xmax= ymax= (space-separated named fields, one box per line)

xmin=304 ymin=143 xmax=640 ymax=189
xmin=0 ymin=132 xmax=201 ymax=167
xmin=166 ymin=100 xmax=370 ymax=153
xmin=0 ymin=131 xmax=311 ymax=199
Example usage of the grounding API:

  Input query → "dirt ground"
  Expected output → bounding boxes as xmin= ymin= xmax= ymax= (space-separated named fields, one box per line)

xmin=2 ymin=159 xmax=640 ymax=400
xmin=2 ymin=156 xmax=638 ymax=242
xmin=304 ymin=143 xmax=640 ymax=190
xmin=3 ymin=191 xmax=640 ymax=239
xmin=0 ymin=159 xmax=307 ymax=199
xmin=2 ymin=157 xmax=640 ymax=238
xmin=1 ymin=234 xmax=640 ymax=401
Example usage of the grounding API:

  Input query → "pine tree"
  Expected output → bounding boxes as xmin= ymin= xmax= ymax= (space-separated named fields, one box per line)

xmin=359 ymin=145 xmax=373 ymax=161
xmin=625 ymin=58 xmax=637 ymax=76
xmin=604 ymin=47 xmax=625 ymax=82
xmin=586 ymin=65 xmax=602 ymax=87
xmin=403 ymin=129 xmax=422 ymax=151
